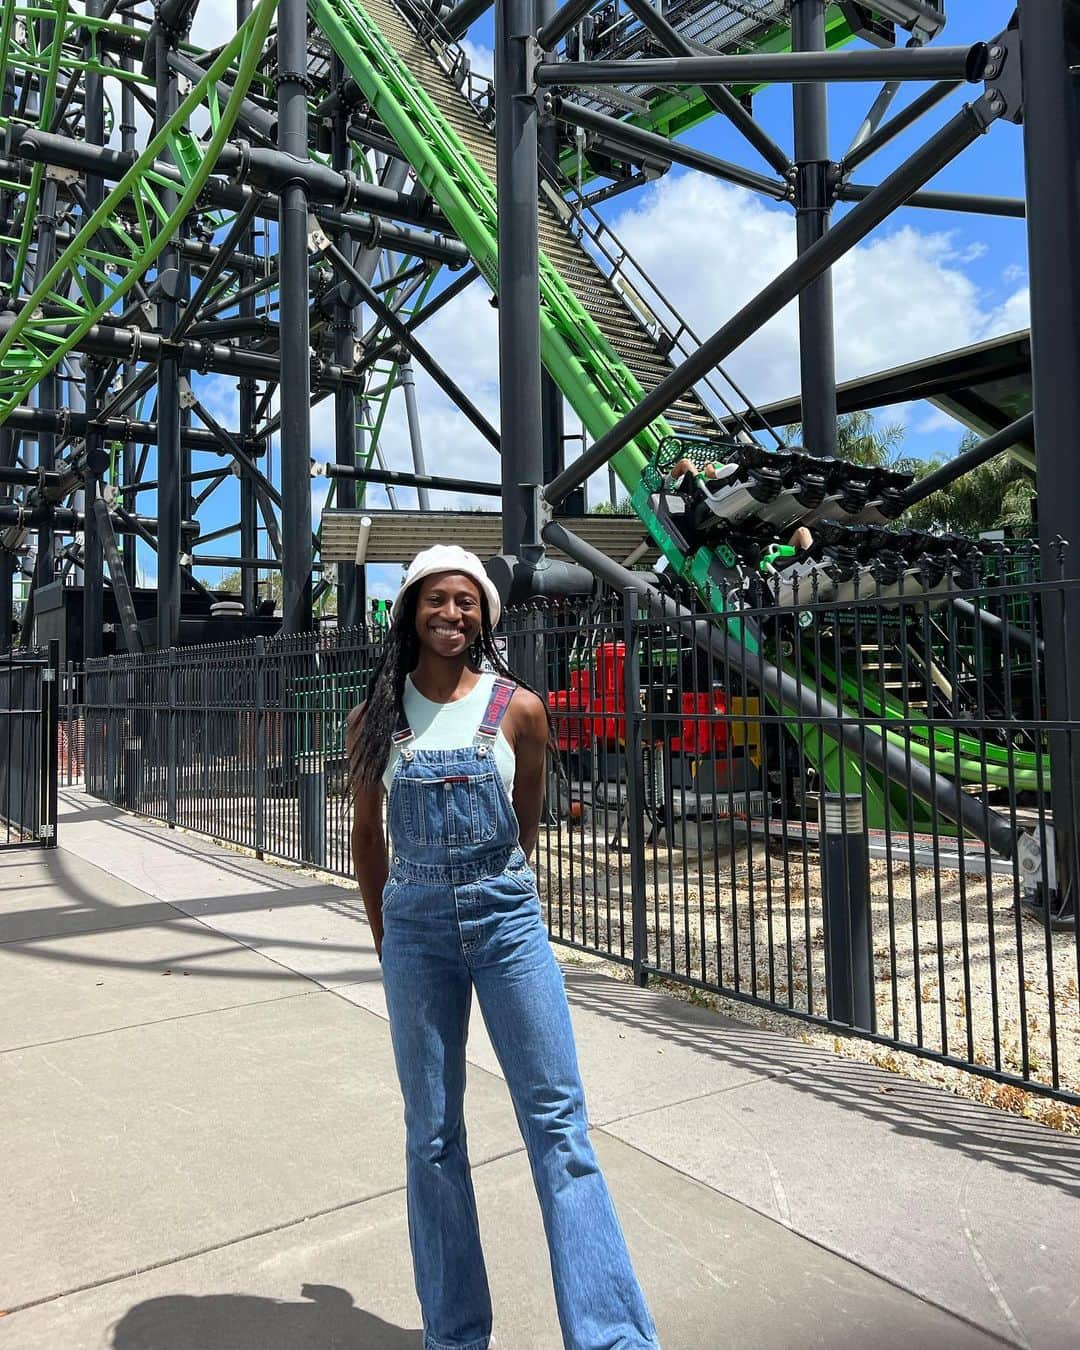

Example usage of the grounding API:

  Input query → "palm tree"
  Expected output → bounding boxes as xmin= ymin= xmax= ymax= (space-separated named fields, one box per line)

xmin=903 ymin=437 xmax=1034 ymax=534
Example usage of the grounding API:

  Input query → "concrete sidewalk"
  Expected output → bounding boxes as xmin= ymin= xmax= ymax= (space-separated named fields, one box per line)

xmin=0 ymin=790 xmax=1076 ymax=1349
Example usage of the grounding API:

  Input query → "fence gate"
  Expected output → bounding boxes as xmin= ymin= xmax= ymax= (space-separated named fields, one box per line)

xmin=0 ymin=642 xmax=59 ymax=849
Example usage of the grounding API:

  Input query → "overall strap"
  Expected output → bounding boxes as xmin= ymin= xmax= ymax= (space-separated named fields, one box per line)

xmin=392 ymin=707 xmax=415 ymax=758
xmin=474 ymin=676 xmax=516 ymax=749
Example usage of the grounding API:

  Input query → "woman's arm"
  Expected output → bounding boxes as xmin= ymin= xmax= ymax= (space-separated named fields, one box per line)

xmin=346 ymin=704 xmax=389 ymax=959
xmin=508 ymin=689 xmax=549 ymax=860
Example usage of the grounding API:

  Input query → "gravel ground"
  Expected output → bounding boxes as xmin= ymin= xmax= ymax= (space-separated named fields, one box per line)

xmin=534 ymin=823 xmax=1080 ymax=1134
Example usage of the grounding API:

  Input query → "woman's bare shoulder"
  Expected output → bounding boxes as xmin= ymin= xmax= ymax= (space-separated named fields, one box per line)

xmin=507 ymin=686 xmax=547 ymax=741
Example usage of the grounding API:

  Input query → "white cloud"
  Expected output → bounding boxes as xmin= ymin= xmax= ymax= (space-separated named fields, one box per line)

xmin=460 ymin=40 xmax=495 ymax=84
xmin=604 ymin=173 xmax=1028 ymax=413
xmin=914 ymin=406 xmax=960 ymax=437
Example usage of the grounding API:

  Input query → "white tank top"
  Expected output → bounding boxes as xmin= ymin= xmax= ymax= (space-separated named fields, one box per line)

xmin=382 ymin=671 xmax=517 ymax=795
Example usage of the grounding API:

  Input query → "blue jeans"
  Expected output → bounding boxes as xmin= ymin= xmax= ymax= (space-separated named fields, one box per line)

xmin=381 ymin=850 xmax=659 ymax=1350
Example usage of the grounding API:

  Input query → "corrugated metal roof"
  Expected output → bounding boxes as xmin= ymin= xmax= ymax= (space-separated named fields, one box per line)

xmin=320 ymin=509 xmax=659 ymax=565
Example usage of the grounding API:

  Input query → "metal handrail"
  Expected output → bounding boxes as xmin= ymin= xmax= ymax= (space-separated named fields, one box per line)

xmin=538 ymin=159 xmax=782 ymax=445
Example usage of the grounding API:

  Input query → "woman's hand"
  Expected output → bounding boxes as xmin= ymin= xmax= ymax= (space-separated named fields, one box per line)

xmin=507 ymin=689 xmax=549 ymax=861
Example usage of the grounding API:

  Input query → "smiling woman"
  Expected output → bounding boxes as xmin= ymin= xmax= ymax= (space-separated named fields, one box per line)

xmin=345 ymin=545 xmax=659 ymax=1350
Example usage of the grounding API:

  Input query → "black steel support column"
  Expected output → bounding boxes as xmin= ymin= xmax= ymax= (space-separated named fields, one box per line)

xmin=237 ymin=0 xmax=259 ymax=616
xmin=1019 ymin=0 xmax=1080 ymax=912
xmin=33 ymin=175 xmax=60 ymax=597
xmin=496 ymin=0 xmax=543 ymax=559
xmin=82 ymin=0 xmax=105 ymax=658
xmin=120 ymin=52 xmax=138 ymax=586
xmin=0 ymin=427 xmax=14 ymax=648
xmin=278 ymin=0 xmax=314 ymax=634
xmin=536 ymin=0 xmax=569 ymax=506
xmin=0 ymin=65 xmax=14 ymax=647
xmin=155 ymin=19 xmax=182 ymax=649
xmin=792 ymin=0 xmax=837 ymax=458
xmin=331 ymin=54 xmax=360 ymax=631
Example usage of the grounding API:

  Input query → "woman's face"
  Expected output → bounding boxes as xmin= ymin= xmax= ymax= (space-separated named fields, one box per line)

xmin=414 ymin=571 xmax=483 ymax=658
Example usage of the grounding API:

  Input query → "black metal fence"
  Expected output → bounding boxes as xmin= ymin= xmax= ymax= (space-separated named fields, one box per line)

xmin=1 ymin=642 xmax=59 ymax=849
xmin=83 ymin=582 xmax=1080 ymax=1105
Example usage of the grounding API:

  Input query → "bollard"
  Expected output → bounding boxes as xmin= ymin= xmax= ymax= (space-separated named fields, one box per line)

xmin=298 ymin=752 xmax=326 ymax=868
xmin=819 ymin=793 xmax=874 ymax=1031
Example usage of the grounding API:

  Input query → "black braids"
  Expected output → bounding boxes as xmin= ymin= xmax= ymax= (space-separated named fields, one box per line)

xmin=348 ymin=589 xmax=420 ymax=791
xmin=349 ymin=586 xmax=559 ymax=793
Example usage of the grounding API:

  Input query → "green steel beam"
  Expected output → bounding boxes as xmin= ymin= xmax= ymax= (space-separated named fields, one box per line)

xmin=0 ymin=0 xmax=278 ymax=423
xmin=559 ymin=5 xmax=857 ymax=181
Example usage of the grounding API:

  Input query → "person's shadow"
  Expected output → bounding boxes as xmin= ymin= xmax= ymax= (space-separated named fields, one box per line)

xmin=111 ymin=1283 xmax=422 ymax=1349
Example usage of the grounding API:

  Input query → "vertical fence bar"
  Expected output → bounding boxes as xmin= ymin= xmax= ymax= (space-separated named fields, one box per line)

xmin=622 ymin=589 xmax=649 ymax=987
xmin=166 ymin=650 xmax=178 ymax=828
xmin=255 ymin=635 xmax=266 ymax=859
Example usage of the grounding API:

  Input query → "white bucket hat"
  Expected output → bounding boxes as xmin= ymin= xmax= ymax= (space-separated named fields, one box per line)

xmin=391 ymin=544 xmax=502 ymax=626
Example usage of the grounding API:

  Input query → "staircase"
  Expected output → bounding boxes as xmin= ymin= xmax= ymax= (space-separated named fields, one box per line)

xmin=311 ymin=0 xmax=721 ymax=469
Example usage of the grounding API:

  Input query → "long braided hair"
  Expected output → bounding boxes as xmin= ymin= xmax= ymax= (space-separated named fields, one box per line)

xmin=348 ymin=581 xmax=549 ymax=792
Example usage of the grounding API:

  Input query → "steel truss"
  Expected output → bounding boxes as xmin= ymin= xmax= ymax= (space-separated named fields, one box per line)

xmin=0 ymin=0 xmax=1076 ymax=902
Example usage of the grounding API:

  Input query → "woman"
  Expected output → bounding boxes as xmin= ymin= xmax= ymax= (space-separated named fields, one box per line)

xmin=347 ymin=544 xmax=659 ymax=1350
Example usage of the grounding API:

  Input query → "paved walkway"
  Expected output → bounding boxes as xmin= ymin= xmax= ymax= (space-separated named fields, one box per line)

xmin=1 ymin=789 xmax=1077 ymax=1349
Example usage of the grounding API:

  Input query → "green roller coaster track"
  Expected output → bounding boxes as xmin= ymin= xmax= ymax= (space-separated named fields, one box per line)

xmin=309 ymin=0 xmax=1031 ymax=841
xmin=0 ymin=0 xmax=278 ymax=423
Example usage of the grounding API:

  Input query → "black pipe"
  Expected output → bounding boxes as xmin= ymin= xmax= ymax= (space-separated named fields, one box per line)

xmin=535 ymin=44 xmax=990 ymax=88
xmin=358 ymin=264 xmax=480 ymax=372
xmin=92 ymin=497 xmax=143 ymax=653
xmin=321 ymin=463 xmax=502 ymax=496
xmin=0 ymin=505 xmax=200 ymax=534
xmin=167 ymin=47 xmax=276 ymax=144
xmin=172 ymin=192 xmax=264 ymax=341
xmin=444 ymin=0 xmax=496 ymax=38
xmin=792 ymin=0 xmax=838 ymax=459
xmin=837 ymin=183 xmax=1026 ymax=217
xmin=321 ymin=241 xmax=500 ymax=449
xmin=951 ymin=598 xmax=1044 ymax=656
xmin=536 ymin=0 xmax=598 ymax=51
xmin=329 ymin=54 xmax=360 ymax=632
xmin=497 ymin=0 xmax=543 ymax=557
xmin=541 ymin=519 xmax=1018 ymax=859
xmin=2 ymin=406 xmax=261 ymax=453
xmin=16 ymin=132 xmax=467 ymax=259
xmin=1020 ymin=0 xmax=1080 ymax=909
xmin=544 ymin=97 xmax=999 ymax=508
xmin=618 ymin=0 xmax=793 ymax=177
xmin=0 ymin=314 xmax=358 ymax=385
xmin=278 ymin=0 xmax=314 ymax=635
xmin=155 ymin=20 xmax=181 ymax=650
xmin=83 ymin=0 xmax=106 ymax=659
xmin=901 ymin=412 xmax=1035 ymax=506
xmin=844 ymin=80 xmax=962 ymax=172
xmin=552 ymin=98 xmax=788 ymax=200
xmin=32 ymin=172 xmax=60 ymax=596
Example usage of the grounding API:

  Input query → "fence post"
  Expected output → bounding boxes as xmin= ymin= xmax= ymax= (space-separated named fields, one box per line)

xmin=820 ymin=792 xmax=874 ymax=1030
xmin=40 ymin=641 xmax=59 ymax=848
xmin=298 ymin=644 xmax=326 ymax=868
xmin=621 ymin=588 xmax=649 ymax=988
xmin=166 ymin=649 xmax=178 ymax=828
xmin=254 ymin=636 xmax=266 ymax=859
xmin=64 ymin=660 xmax=74 ymax=786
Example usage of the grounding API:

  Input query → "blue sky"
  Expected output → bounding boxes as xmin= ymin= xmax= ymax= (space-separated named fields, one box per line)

xmin=154 ymin=0 xmax=1028 ymax=599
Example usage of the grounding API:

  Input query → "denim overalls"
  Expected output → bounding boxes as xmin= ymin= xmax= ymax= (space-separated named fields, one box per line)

xmin=380 ymin=677 xmax=659 ymax=1350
